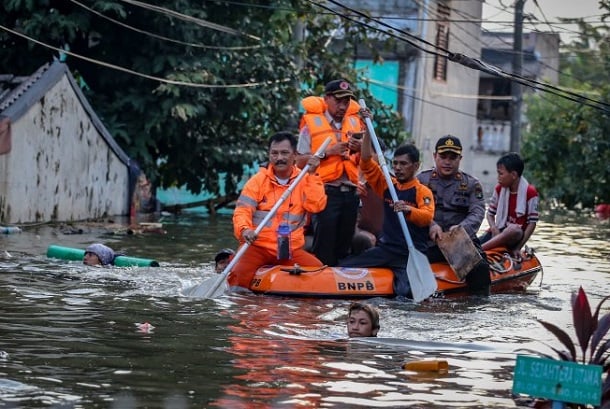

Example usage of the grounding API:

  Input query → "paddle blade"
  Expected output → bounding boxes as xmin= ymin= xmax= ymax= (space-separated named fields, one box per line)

xmin=407 ymin=249 xmax=437 ymax=303
xmin=182 ymin=276 xmax=228 ymax=298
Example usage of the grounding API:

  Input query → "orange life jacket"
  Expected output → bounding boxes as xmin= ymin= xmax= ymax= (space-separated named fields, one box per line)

xmin=299 ymin=96 xmax=364 ymax=184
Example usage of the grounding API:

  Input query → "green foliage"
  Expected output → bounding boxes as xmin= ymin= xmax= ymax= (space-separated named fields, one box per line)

xmin=535 ymin=287 xmax=610 ymax=408
xmin=0 ymin=0 xmax=406 ymax=197
xmin=522 ymin=8 xmax=610 ymax=209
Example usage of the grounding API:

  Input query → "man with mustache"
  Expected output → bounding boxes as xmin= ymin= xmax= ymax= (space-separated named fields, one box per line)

xmin=417 ymin=136 xmax=491 ymax=296
xmin=228 ymin=132 xmax=327 ymax=289
xmin=296 ymin=79 xmax=367 ymax=266
xmin=339 ymin=132 xmax=434 ymax=298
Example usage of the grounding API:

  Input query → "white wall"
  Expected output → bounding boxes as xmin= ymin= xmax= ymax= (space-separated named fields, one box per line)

xmin=0 ymin=74 xmax=129 ymax=223
xmin=412 ymin=0 xmax=482 ymax=173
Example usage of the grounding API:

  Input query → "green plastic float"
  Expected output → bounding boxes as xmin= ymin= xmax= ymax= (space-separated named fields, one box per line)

xmin=46 ymin=245 xmax=159 ymax=267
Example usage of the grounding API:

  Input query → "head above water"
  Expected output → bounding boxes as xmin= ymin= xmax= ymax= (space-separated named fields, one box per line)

xmin=83 ymin=243 xmax=115 ymax=266
xmin=214 ymin=248 xmax=234 ymax=273
xmin=347 ymin=302 xmax=380 ymax=338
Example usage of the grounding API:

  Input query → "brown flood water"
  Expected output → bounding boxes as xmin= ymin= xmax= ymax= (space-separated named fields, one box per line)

xmin=0 ymin=211 xmax=608 ymax=408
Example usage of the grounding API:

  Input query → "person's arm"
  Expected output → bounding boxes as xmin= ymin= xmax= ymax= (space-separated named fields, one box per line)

xmin=516 ymin=222 xmax=536 ymax=251
xmin=302 ymin=167 xmax=327 ymax=213
xmin=232 ymin=177 xmax=259 ymax=244
xmin=458 ymin=181 xmax=486 ymax=237
xmin=515 ymin=187 xmax=539 ymax=251
xmin=406 ymin=184 xmax=435 ymax=227
xmin=296 ymin=126 xmax=313 ymax=169
xmin=485 ymin=186 xmax=500 ymax=236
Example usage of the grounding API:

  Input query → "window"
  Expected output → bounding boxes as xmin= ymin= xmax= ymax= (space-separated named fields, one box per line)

xmin=433 ymin=2 xmax=451 ymax=81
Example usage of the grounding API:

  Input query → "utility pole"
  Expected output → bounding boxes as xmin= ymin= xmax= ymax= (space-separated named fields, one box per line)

xmin=510 ymin=0 xmax=525 ymax=153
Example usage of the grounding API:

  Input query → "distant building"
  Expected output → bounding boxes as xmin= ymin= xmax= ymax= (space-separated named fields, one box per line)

xmin=0 ymin=61 xmax=134 ymax=223
xmin=472 ymin=31 xmax=560 ymax=194
xmin=331 ymin=0 xmax=483 ymax=170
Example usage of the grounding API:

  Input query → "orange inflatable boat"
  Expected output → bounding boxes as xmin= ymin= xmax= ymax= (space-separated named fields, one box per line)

xmin=248 ymin=247 xmax=542 ymax=299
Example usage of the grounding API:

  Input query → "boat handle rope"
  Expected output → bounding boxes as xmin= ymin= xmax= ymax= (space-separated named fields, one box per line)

xmin=280 ymin=264 xmax=328 ymax=275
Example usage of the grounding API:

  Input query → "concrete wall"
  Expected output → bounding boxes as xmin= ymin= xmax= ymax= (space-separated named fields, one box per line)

xmin=0 ymin=71 xmax=129 ymax=223
xmin=412 ymin=0 xmax=482 ymax=173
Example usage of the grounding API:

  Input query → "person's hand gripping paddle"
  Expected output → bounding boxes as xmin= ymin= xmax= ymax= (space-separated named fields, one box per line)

xmin=358 ymin=99 xmax=437 ymax=302
xmin=184 ymin=137 xmax=333 ymax=299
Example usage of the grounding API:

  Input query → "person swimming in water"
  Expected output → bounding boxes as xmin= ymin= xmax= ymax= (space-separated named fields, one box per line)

xmin=83 ymin=243 xmax=116 ymax=266
xmin=347 ymin=302 xmax=380 ymax=337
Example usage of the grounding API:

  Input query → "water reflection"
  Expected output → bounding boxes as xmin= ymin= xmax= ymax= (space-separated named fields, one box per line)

xmin=0 ymin=213 xmax=608 ymax=407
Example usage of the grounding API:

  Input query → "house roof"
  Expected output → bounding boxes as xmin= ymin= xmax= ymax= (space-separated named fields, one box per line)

xmin=0 ymin=60 xmax=131 ymax=165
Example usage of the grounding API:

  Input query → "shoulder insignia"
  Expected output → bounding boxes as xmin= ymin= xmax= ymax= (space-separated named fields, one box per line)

xmin=455 ymin=172 xmax=463 ymax=180
xmin=430 ymin=170 xmax=438 ymax=179
xmin=423 ymin=196 xmax=432 ymax=205
xmin=474 ymin=183 xmax=484 ymax=200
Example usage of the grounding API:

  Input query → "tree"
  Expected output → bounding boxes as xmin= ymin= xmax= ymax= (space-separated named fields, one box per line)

xmin=0 ymin=0 xmax=406 ymax=196
xmin=522 ymin=7 xmax=610 ymax=209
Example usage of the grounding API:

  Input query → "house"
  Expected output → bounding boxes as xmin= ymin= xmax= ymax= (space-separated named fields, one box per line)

xmin=0 ymin=61 xmax=135 ymax=224
xmin=472 ymin=31 xmax=560 ymax=193
xmin=334 ymin=0 xmax=483 ymax=170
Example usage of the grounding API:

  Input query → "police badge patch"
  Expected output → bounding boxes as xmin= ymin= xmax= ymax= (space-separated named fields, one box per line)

xmin=474 ymin=183 xmax=484 ymax=200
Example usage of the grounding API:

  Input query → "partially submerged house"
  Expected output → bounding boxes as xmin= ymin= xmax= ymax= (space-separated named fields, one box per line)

xmin=0 ymin=61 xmax=134 ymax=224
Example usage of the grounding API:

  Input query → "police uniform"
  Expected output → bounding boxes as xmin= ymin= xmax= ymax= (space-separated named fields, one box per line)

xmin=416 ymin=136 xmax=491 ymax=295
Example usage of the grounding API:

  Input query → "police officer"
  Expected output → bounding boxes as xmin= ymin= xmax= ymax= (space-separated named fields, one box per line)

xmin=417 ymin=135 xmax=491 ymax=295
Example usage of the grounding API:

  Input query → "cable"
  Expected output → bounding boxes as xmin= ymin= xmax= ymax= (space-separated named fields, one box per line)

xmin=118 ymin=0 xmax=261 ymax=42
xmin=69 ymin=0 xmax=262 ymax=50
xmin=0 ymin=23 xmax=288 ymax=89
xmin=364 ymin=77 xmax=478 ymax=118
xmin=314 ymin=0 xmax=610 ymax=114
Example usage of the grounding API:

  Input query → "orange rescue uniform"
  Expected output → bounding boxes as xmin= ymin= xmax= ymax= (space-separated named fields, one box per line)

xmin=299 ymin=96 xmax=363 ymax=184
xmin=228 ymin=165 xmax=327 ymax=288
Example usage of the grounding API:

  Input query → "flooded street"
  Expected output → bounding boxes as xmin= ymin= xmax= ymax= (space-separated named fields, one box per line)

xmin=0 ymin=212 xmax=609 ymax=408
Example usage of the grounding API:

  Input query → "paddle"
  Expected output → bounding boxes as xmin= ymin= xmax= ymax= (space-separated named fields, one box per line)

xmin=358 ymin=99 xmax=437 ymax=302
xmin=186 ymin=136 xmax=333 ymax=299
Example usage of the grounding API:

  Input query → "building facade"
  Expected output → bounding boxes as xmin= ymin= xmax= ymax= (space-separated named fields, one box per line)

xmin=0 ymin=61 xmax=133 ymax=224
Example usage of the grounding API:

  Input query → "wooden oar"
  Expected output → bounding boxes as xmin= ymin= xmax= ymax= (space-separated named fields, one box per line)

xmin=358 ymin=99 xmax=437 ymax=302
xmin=186 ymin=137 xmax=333 ymax=299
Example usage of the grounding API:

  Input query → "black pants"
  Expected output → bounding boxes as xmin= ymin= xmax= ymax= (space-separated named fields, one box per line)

xmin=311 ymin=185 xmax=359 ymax=266
xmin=427 ymin=238 xmax=491 ymax=296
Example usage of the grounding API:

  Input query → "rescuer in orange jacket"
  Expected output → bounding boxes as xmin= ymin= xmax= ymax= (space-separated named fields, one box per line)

xmin=296 ymin=79 xmax=368 ymax=266
xmin=339 ymin=131 xmax=435 ymax=297
xmin=228 ymin=132 xmax=327 ymax=289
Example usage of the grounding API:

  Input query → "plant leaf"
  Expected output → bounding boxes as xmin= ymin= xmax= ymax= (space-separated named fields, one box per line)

xmin=591 ymin=313 xmax=610 ymax=363
xmin=593 ymin=295 xmax=610 ymax=322
xmin=572 ymin=287 xmax=594 ymax=360
xmin=594 ymin=338 xmax=610 ymax=367
xmin=538 ymin=319 xmax=577 ymax=361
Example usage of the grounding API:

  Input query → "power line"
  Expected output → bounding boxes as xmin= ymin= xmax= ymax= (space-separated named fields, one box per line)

xmin=0 ymin=23 xmax=288 ymax=89
xmin=69 ymin=0 xmax=262 ymax=50
xmin=118 ymin=0 xmax=261 ymax=41
xmin=315 ymin=0 xmax=610 ymax=114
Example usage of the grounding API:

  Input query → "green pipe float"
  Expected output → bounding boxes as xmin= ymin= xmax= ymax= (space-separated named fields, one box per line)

xmin=47 ymin=245 xmax=159 ymax=267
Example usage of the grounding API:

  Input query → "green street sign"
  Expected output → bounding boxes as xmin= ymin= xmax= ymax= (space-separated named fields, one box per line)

xmin=513 ymin=355 xmax=602 ymax=406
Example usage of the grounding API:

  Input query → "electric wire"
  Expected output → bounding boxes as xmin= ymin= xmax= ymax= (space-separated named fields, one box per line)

xmin=118 ymin=0 xmax=261 ymax=41
xmin=0 ymin=23 xmax=288 ymax=89
xmin=316 ymin=0 xmax=610 ymax=114
xmin=69 ymin=0 xmax=262 ymax=50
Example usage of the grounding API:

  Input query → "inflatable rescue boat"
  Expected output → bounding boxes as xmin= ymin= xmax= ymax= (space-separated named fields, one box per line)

xmin=248 ymin=247 xmax=542 ymax=299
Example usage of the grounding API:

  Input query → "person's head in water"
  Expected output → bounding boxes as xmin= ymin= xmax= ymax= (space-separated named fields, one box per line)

xmin=214 ymin=248 xmax=235 ymax=273
xmin=347 ymin=302 xmax=380 ymax=337
xmin=83 ymin=243 xmax=115 ymax=266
